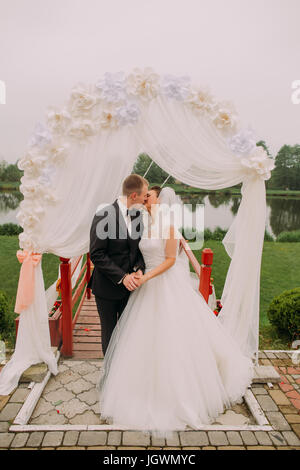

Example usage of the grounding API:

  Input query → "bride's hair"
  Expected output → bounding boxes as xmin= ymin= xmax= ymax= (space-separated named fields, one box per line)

xmin=150 ymin=185 xmax=162 ymax=197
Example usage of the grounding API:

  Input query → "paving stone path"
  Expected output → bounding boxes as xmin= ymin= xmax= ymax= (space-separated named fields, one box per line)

xmin=0 ymin=351 xmax=300 ymax=450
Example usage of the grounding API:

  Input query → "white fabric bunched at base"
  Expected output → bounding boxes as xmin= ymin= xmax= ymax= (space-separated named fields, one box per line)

xmin=0 ymin=69 xmax=273 ymax=394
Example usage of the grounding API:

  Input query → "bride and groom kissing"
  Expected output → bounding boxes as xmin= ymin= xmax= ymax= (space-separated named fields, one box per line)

xmin=88 ymin=173 xmax=254 ymax=436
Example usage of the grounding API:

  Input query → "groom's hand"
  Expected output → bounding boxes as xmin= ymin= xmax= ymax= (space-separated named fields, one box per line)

xmin=133 ymin=269 xmax=143 ymax=279
xmin=123 ymin=273 xmax=139 ymax=291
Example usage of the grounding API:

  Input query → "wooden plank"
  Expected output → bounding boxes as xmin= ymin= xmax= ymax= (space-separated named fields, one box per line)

xmin=73 ymin=336 xmax=101 ymax=343
xmin=73 ymin=342 xmax=102 ymax=351
xmin=76 ymin=311 xmax=98 ymax=316
xmin=76 ymin=316 xmax=100 ymax=324
xmin=76 ymin=324 xmax=100 ymax=329
xmin=74 ymin=330 xmax=101 ymax=337
xmin=74 ymin=329 xmax=101 ymax=335
xmin=72 ymin=350 xmax=103 ymax=359
xmin=70 ymin=295 xmax=104 ymax=359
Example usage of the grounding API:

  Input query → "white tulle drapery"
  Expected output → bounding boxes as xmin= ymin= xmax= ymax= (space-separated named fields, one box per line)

xmin=0 ymin=70 xmax=273 ymax=394
xmin=133 ymin=96 xmax=267 ymax=359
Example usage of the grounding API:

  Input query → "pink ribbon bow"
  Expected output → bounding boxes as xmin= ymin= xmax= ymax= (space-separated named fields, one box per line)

xmin=14 ymin=250 xmax=42 ymax=313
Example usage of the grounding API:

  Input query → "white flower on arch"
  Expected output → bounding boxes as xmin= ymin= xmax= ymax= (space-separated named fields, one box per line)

xmin=95 ymin=72 xmax=127 ymax=104
xmin=68 ymin=119 xmax=98 ymax=140
xmin=116 ymin=102 xmax=141 ymax=126
xmin=229 ymin=127 xmax=257 ymax=155
xmin=127 ymin=67 xmax=160 ymax=101
xmin=161 ymin=74 xmax=191 ymax=101
xmin=211 ymin=101 xmax=238 ymax=134
xmin=240 ymin=146 xmax=275 ymax=180
xmin=68 ymin=84 xmax=99 ymax=115
xmin=185 ymin=86 xmax=215 ymax=114
xmin=46 ymin=107 xmax=72 ymax=134
xmin=99 ymin=109 xmax=118 ymax=129
xmin=28 ymin=122 xmax=53 ymax=148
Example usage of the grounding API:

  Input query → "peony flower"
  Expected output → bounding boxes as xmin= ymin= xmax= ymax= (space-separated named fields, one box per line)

xmin=68 ymin=84 xmax=98 ymax=115
xmin=68 ymin=119 xmax=98 ymax=140
xmin=99 ymin=110 xmax=118 ymax=129
xmin=19 ymin=181 xmax=46 ymax=199
xmin=48 ymin=144 xmax=69 ymax=166
xmin=95 ymin=72 xmax=127 ymax=104
xmin=240 ymin=146 xmax=275 ymax=180
xmin=46 ymin=107 xmax=72 ymax=134
xmin=161 ymin=74 xmax=191 ymax=101
xmin=127 ymin=67 xmax=160 ymax=101
xmin=16 ymin=211 xmax=41 ymax=230
xmin=28 ymin=122 xmax=53 ymax=148
xmin=18 ymin=232 xmax=37 ymax=252
xmin=18 ymin=154 xmax=48 ymax=177
xmin=211 ymin=101 xmax=238 ymax=134
xmin=185 ymin=86 xmax=215 ymax=114
xmin=116 ymin=102 xmax=140 ymax=126
xmin=229 ymin=127 xmax=257 ymax=155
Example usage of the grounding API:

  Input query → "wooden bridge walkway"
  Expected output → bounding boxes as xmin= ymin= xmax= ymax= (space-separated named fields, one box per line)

xmin=72 ymin=294 xmax=103 ymax=359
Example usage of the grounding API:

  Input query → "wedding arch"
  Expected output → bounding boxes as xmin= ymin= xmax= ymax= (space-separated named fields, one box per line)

xmin=0 ymin=68 xmax=275 ymax=395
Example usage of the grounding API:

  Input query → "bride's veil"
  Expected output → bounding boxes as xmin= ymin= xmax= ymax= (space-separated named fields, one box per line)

xmin=158 ymin=186 xmax=217 ymax=312
xmin=158 ymin=186 xmax=192 ymax=275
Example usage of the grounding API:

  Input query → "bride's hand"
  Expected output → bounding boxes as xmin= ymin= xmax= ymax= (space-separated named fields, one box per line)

xmin=134 ymin=274 xmax=147 ymax=287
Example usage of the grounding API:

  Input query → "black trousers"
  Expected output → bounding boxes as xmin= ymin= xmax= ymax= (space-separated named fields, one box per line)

xmin=95 ymin=294 xmax=130 ymax=356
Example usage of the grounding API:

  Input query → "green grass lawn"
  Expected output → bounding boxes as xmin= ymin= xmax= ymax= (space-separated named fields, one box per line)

xmin=191 ymin=239 xmax=300 ymax=350
xmin=0 ymin=235 xmax=299 ymax=350
xmin=0 ymin=182 xmax=20 ymax=190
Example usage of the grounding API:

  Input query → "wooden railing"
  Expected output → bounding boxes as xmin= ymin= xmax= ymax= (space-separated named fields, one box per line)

xmin=58 ymin=253 xmax=92 ymax=357
xmin=179 ymin=238 xmax=214 ymax=302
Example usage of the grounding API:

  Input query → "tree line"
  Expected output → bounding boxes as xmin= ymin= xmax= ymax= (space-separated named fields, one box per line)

xmin=1 ymin=141 xmax=300 ymax=189
xmin=0 ymin=160 xmax=23 ymax=182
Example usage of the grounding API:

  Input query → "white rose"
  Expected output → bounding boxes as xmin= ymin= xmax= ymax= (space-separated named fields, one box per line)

xmin=46 ymin=107 xmax=72 ymax=134
xmin=48 ymin=144 xmax=69 ymax=166
xmin=68 ymin=119 xmax=98 ymax=140
xmin=240 ymin=147 xmax=275 ymax=180
xmin=127 ymin=67 xmax=160 ymax=101
xmin=212 ymin=101 xmax=238 ymax=134
xmin=69 ymin=84 xmax=98 ymax=115
xmin=99 ymin=110 xmax=118 ymax=129
xmin=185 ymin=86 xmax=215 ymax=114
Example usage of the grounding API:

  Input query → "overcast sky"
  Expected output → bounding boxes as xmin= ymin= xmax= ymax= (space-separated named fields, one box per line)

xmin=0 ymin=0 xmax=299 ymax=163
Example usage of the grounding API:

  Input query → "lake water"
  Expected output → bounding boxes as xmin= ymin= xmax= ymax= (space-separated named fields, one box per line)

xmin=0 ymin=190 xmax=299 ymax=238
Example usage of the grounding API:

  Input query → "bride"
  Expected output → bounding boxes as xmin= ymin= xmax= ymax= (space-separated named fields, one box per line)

xmin=97 ymin=186 xmax=254 ymax=438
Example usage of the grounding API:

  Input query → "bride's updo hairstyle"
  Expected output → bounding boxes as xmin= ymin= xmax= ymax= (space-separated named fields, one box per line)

xmin=150 ymin=185 xmax=162 ymax=197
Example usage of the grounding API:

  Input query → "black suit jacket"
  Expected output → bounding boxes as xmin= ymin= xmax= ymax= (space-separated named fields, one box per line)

xmin=87 ymin=199 xmax=146 ymax=300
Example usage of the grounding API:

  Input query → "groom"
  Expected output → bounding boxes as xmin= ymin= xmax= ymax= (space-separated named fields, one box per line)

xmin=88 ymin=174 xmax=149 ymax=355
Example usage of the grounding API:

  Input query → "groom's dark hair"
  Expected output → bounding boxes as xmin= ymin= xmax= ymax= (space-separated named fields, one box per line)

xmin=123 ymin=174 xmax=148 ymax=196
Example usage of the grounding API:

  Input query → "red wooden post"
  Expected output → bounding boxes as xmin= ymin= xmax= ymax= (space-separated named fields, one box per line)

xmin=59 ymin=257 xmax=73 ymax=357
xmin=86 ymin=252 xmax=91 ymax=300
xmin=199 ymin=248 xmax=213 ymax=303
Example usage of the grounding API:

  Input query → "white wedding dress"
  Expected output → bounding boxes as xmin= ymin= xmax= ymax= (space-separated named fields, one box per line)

xmin=97 ymin=207 xmax=254 ymax=438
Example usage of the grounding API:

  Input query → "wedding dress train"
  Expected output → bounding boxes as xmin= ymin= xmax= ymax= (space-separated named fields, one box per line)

xmin=97 ymin=221 xmax=254 ymax=438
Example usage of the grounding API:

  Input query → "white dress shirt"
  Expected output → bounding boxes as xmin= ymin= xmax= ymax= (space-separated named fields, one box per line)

xmin=117 ymin=195 xmax=132 ymax=236
xmin=117 ymin=196 xmax=132 ymax=285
